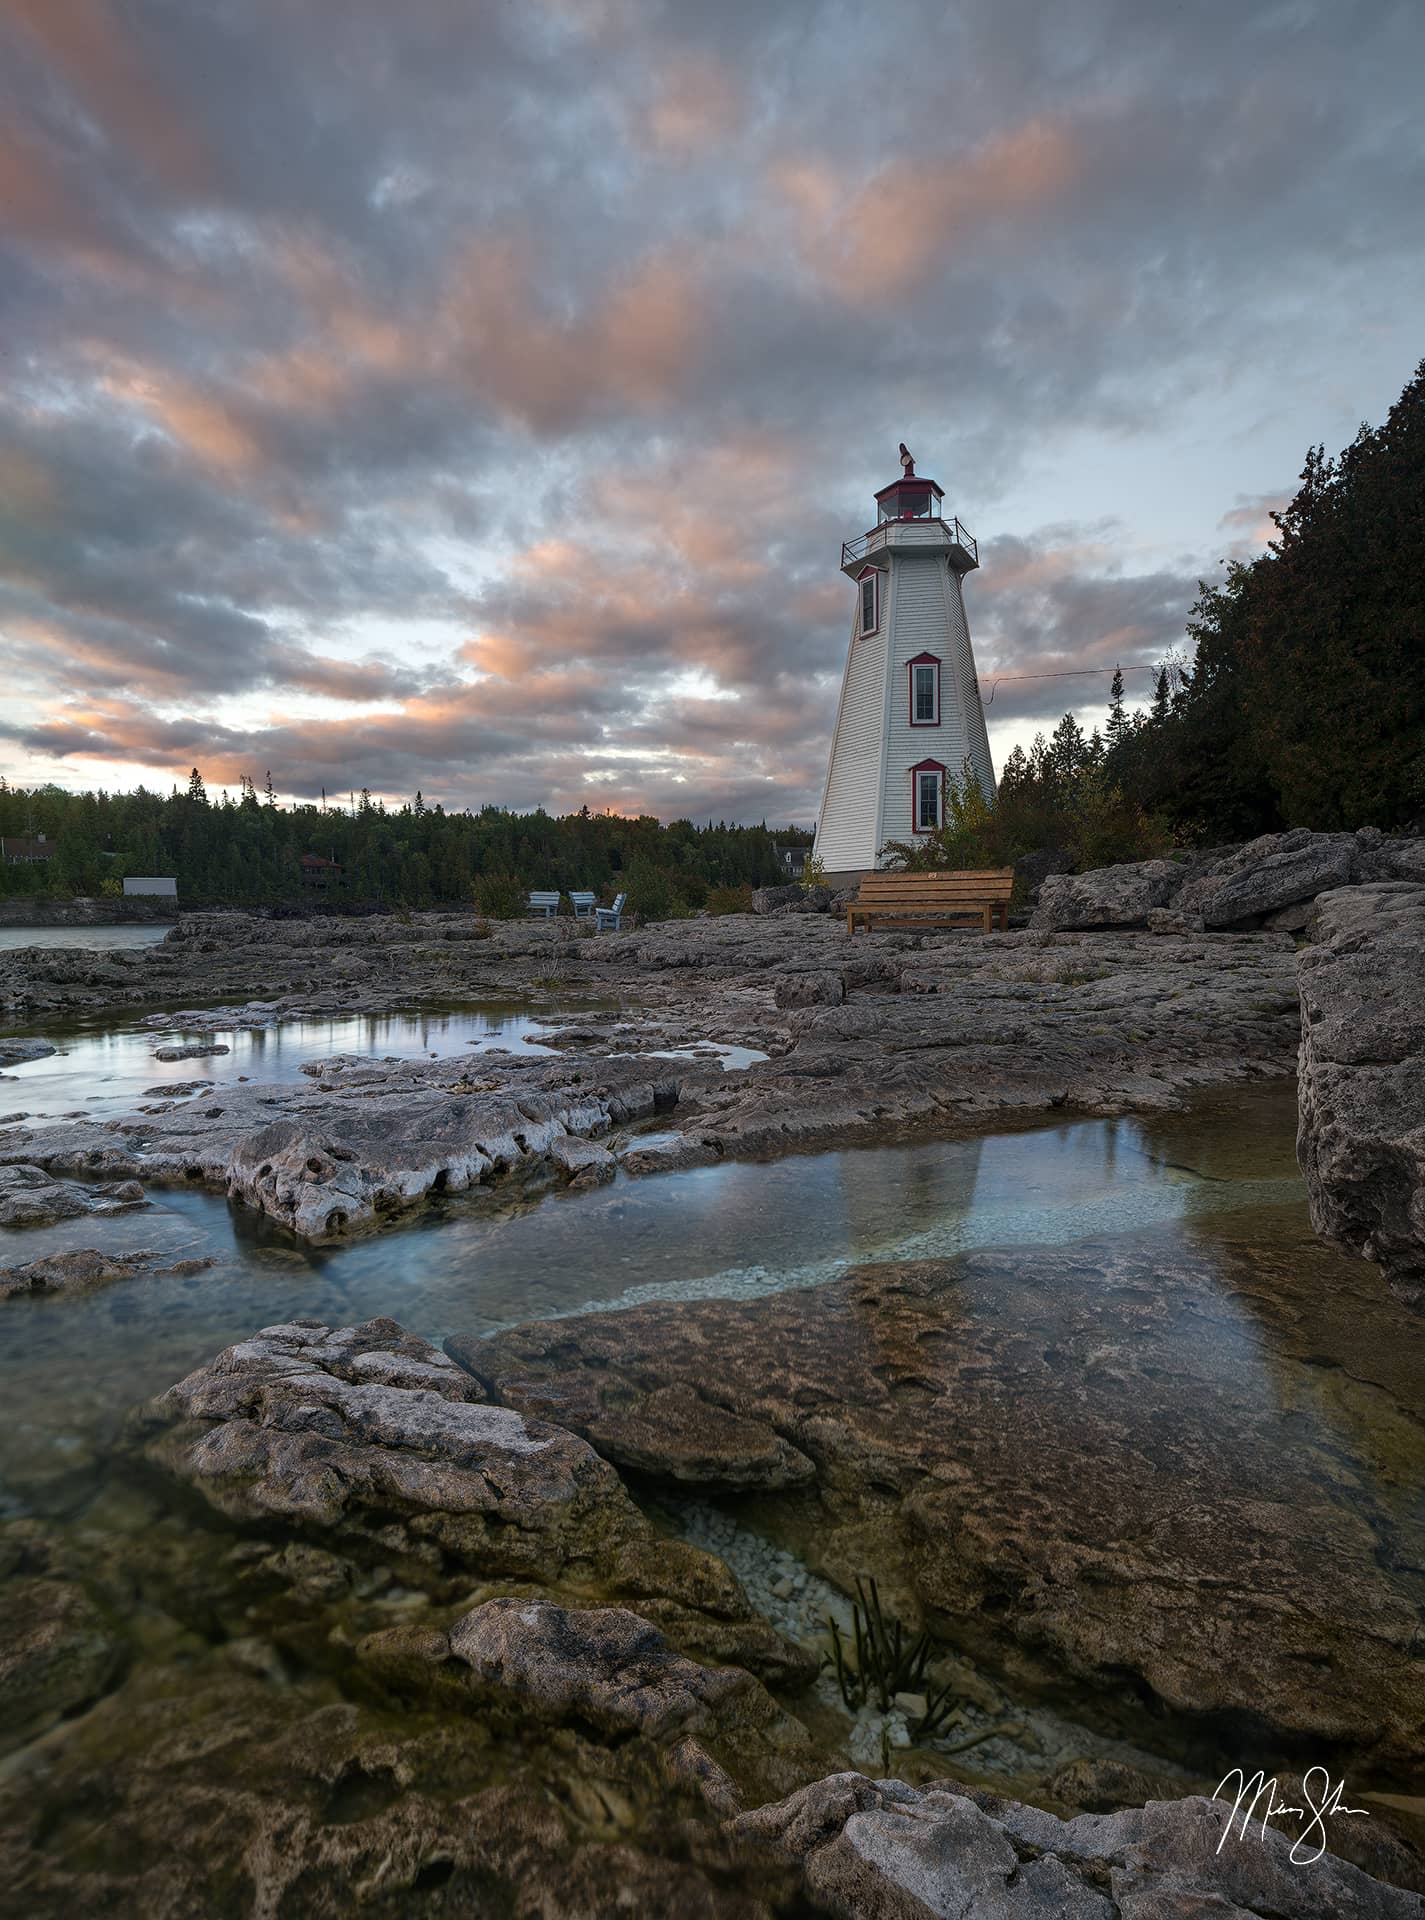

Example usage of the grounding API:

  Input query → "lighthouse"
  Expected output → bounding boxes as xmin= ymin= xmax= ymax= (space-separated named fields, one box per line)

xmin=813 ymin=449 xmax=995 ymax=885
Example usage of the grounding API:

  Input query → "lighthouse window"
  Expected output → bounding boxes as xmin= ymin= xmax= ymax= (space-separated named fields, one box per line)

xmin=916 ymin=769 xmax=942 ymax=831
xmin=859 ymin=571 xmax=878 ymax=635
xmin=910 ymin=659 xmax=940 ymax=725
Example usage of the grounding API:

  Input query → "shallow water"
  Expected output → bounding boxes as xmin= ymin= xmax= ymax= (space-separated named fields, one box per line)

xmin=0 ymin=923 xmax=170 ymax=950
xmin=0 ymin=1082 xmax=1351 ymax=1507
xmin=1 ymin=1001 xmax=565 ymax=1125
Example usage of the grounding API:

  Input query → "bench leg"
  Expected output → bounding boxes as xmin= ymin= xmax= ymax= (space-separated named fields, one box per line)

xmin=847 ymin=909 xmax=855 ymax=934
xmin=981 ymin=905 xmax=991 ymax=935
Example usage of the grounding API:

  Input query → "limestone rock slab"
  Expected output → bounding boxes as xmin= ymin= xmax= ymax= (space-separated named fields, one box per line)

xmin=1297 ymin=884 xmax=1425 ymax=1305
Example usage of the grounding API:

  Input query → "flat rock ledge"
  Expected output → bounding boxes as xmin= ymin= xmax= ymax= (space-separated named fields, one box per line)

xmin=1298 ymin=885 xmax=1425 ymax=1306
xmin=471 ymin=1234 xmax=1425 ymax=1773
xmin=126 ymin=1317 xmax=810 ymax=1684
xmin=733 ymin=1773 xmax=1422 ymax=1919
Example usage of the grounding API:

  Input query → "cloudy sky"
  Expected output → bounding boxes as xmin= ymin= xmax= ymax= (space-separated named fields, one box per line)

xmin=2 ymin=0 xmax=1421 ymax=824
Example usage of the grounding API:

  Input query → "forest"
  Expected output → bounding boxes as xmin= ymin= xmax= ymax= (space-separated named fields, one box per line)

xmin=0 ymin=776 xmax=806 ymax=915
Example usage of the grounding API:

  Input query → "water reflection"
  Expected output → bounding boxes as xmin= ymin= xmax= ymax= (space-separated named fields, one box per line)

xmin=2 ymin=1002 xmax=564 ymax=1125
xmin=0 ymin=1082 xmax=1371 ymax=1514
xmin=0 ymin=924 xmax=170 ymax=951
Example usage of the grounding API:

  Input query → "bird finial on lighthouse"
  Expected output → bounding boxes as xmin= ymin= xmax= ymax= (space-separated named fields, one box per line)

xmin=898 ymin=441 xmax=915 ymax=476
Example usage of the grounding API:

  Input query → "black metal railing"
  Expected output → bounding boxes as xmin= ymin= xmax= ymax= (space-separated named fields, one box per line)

xmin=841 ymin=516 xmax=978 ymax=569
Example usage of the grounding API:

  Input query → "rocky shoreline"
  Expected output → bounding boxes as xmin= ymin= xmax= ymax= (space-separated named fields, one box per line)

xmin=3 ymin=840 xmax=1425 ymax=1911
xmin=3 ymin=1312 xmax=1422 ymax=1915
xmin=1 ymin=906 xmax=1305 ymax=1252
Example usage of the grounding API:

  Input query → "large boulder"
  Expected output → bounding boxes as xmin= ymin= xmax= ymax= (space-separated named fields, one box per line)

xmin=1177 ymin=828 xmax=1360 ymax=927
xmin=733 ymin=1774 xmax=1422 ymax=1918
xmin=1297 ymin=884 xmax=1425 ymax=1306
xmin=751 ymin=884 xmax=805 ymax=914
xmin=1030 ymin=861 xmax=1185 ymax=930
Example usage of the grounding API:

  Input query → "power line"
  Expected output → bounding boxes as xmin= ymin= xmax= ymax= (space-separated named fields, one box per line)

xmin=983 ymin=664 xmax=1159 ymax=706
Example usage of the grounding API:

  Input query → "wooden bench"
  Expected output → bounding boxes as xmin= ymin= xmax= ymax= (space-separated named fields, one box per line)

xmin=595 ymin=891 xmax=626 ymax=932
xmin=847 ymin=868 xmax=1014 ymax=934
xmin=569 ymin=890 xmax=597 ymax=919
xmin=527 ymin=889 xmax=560 ymax=919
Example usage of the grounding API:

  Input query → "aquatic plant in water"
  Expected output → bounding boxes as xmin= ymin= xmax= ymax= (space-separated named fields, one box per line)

xmin=826 ymin=1576 xmax=960 ymax=1738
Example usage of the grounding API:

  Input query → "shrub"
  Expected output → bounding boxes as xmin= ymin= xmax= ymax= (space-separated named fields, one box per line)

xmin=623 ymin=858 xmax=683 ymax=923
xmin=472 ymin=871 xmax=527 ymax=919
xmin=801 ymin=853 xmax=827 ymax=889
xmin=470 ymin=917 xmax=493 ymax=939
xmin=707 ymin=882 xmax=754 ymax=916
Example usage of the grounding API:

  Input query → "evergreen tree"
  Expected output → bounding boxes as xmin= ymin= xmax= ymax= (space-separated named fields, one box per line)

xmin=1105 ymin=667 xmax=1128 ymax=750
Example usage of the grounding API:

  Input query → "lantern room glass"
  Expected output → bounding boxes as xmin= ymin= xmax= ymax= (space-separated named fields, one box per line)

xmin=879 ymin=482 xmax=936 ymax=522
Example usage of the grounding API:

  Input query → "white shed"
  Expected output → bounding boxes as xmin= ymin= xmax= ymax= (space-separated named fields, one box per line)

xmin=122 ymin=877 xmax=178 ymax=897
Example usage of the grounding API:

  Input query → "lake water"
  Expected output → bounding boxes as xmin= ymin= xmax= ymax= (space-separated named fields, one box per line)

xmin=0 ymin=923 xmax=171 ymax=950
xmin=1 ymin=1003 xmax=766 ymax=1127
xmin=1 ymin=1002 xmax=564 ymax=1125
xmin=0 ymin=1083 xmax=1327 ymax=1508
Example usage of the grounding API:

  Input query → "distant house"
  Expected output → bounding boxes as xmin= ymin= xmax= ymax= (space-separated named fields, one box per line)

xmin=2 ymin=835 xmax=56 ymax=865
xmin=300 ymin=853 xmax=343 ymax=889
xmin=775 ymin=843 xmax=809 ymax=880
xmin=123 ymin=877 xmax=178 ymax=897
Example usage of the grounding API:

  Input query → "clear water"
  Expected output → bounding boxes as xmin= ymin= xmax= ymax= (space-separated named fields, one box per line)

xmin=0 ymin=1083 xmax=1340 ymax=1509
xmin=0 ymin=924 xmax=170 ymax=950
xmin=0 ymin=1002 xmax=565 ymax=1125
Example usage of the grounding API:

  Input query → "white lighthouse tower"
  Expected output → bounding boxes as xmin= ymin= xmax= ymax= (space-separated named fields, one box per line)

xmin=813 ymin=449 xmax=995 ymax=885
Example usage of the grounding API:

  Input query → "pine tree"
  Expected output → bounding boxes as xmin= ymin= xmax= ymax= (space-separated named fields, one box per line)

xmin=264 ymin=771 xmax=277 ymax=808
xmin=1151 ymin=668 xmax=1170 ymax=724
xmin=187 ymin=768 xmax=208 ymax=805
xmin=1105 ymin=666 xmax=1128 ymax=750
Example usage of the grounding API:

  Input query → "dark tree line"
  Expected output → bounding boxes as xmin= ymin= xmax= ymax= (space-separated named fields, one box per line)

xmin=1124 ymin=355 xmax=1425 ymax=839
xmin=0 ymin=776 xmax=807 ymax=910
xmin=893 ymin=357 xmax=1425 ymax=874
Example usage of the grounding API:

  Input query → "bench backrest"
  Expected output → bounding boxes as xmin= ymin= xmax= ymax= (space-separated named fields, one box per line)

xmin=605 ymin=892 xmax=626 ymax=912
xmin=528 ymin=890 xmax=560 ymax=907
xmin=860 ymin=867 xmax=1013 ymax=903
xmin=569 ymin=891 xmax=596 ymax=905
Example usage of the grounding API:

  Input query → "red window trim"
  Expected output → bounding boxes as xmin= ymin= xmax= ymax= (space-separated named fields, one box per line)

xmin=910 ymin=757 xmax=947 ymax=834
xmin=856 ymin=565 xmax=880 ymax=636
xmin=907 ymin=650 xmax=941 ymax=726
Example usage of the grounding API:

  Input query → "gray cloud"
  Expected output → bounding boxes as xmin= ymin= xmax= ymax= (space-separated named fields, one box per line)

xmin=1 ymin=0 xmax=1422 ymax=819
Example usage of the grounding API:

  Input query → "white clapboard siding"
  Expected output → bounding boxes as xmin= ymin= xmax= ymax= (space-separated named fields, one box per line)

xmin=814 ymin=591 xmax=887 ymax=872
xmin=815 ymin=483 xmax=996 ymax=879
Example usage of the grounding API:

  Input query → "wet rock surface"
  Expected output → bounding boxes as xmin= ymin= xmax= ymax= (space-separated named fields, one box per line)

xmin=0 ymin=1162 xmax=148 ymax=1227
xmin=0 ymin=908 xmax=1304 ymax=1242
xmin=1298 ymin=885 xmax=1425 ymax=1306
xmin=0 ymin=1245 xmax=212 ymax=1299
xmin=126 ymin=1317 xmax=809 ymax=1682
xmin=733 ymin=1773 xmax=1423 ymax=1919
xmin=0 ymin=1037 xmax=56 ymax=1067
xmin=469 ymin=1223 xmax=1425 ymax=1778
